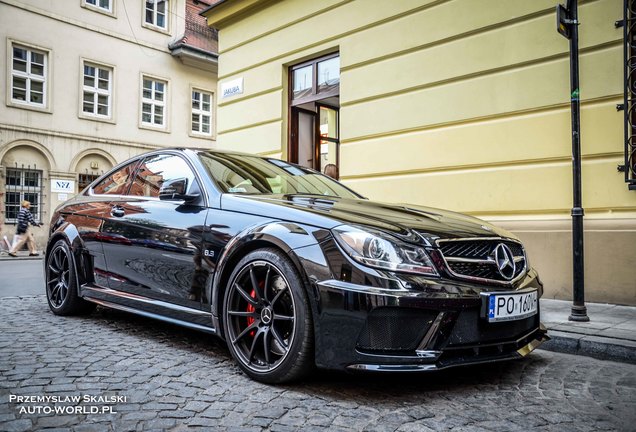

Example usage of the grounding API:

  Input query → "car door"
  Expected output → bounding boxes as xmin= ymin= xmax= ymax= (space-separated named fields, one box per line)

xmin=101 ymin=153 xmax=210 ymax=316
xmin=65 ymin=160 xmax=139 ymax=288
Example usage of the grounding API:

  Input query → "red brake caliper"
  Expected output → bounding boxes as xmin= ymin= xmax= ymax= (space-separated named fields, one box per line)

xmin=246 ymin=290 xmax=256 ymax=336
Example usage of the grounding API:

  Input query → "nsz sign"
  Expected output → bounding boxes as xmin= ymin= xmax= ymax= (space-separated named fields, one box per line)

xmin=51 ymin=179 xmax=75 ymax=193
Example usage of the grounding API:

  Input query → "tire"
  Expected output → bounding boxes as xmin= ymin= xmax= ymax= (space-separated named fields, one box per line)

xmin=222 ymin=248 xmax=314 ymax=383
xmin=45 ymin=240 xmax=96 ymax=316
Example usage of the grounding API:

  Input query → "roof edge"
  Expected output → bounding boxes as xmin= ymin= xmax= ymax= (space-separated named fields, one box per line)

xmin=200 ymin=0 xmax=276 ymax=28
xmin=168 ymin=40 xmax=219 ymax=59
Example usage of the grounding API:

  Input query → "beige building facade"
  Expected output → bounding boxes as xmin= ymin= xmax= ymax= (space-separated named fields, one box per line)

xmin=203 ymin=0 xmax=636 ymax=304
xmin=0 ymin=0 xmax=218 ymax=248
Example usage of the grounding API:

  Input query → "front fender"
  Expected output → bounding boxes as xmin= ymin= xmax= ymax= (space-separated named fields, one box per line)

xmin=209 ymin=221 xmax=330 ymax=335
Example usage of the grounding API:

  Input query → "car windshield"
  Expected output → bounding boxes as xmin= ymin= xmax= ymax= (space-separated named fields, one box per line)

xmin=198 ymin=152 xmax=360 ymax=198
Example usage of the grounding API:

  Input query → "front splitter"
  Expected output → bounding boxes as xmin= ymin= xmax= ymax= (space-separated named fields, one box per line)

xmin=346 ymin=325 xmax=550 ymax=372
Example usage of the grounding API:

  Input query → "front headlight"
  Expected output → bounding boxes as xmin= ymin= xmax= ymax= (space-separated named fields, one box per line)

xmin=332 ymin=225 xmax=438 ymax=276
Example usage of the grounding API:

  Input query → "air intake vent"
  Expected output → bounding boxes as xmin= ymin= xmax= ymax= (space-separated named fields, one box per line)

xmin=356 ymin=308 xmax=437 ymax=353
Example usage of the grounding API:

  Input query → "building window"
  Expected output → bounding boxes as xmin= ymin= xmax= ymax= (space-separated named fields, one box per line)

xmin=291 ymin=53 xmax=340 ymax=105
xmin=145 ymin=0 xmax=167 ymax=29
xmin=85 ymin=0 xmax=111 ymax=12
xmin=11 ymin=44 xmax=47 ymax=107
xmin=141 ymin=77 xmax=167 ymax=128
xmin=5 ymin=168 xmax=43 ymax=223
xmin=82 ymin=62 xmax=112 ymax=118
xmin=191 ymin=90 xmax=212 ymax=136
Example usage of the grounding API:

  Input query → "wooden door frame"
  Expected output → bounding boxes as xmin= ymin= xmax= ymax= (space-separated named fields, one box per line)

xmin=287 ymin=53 xmax=340 ymax=168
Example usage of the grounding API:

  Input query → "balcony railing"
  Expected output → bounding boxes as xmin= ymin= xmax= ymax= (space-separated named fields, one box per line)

xmin=620 ymin=0 xmax=636 ymax=190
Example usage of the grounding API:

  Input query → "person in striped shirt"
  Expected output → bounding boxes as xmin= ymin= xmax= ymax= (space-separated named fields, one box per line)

xmin=8 ymin=200 xmax=41 ymax=257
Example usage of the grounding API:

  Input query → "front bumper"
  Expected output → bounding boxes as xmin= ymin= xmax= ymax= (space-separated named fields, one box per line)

xmin=313 ymin=276 xmax=549 ymax=371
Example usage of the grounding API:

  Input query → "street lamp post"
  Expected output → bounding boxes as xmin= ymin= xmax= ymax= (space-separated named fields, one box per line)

xmin=557 ymin=0 xmax=590 ymax=322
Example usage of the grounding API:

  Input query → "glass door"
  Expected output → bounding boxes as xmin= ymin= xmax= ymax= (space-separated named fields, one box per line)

xmin=317 ymin=104 xmax=339 ymax=177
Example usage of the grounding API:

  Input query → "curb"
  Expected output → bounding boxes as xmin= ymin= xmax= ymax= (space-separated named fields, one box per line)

xmin=0 ymin=255 xmax=43 ymax=261
xmin=539 ymin=330 xmax=636 ymax=365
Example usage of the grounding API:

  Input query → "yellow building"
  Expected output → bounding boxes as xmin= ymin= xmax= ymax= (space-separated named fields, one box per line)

xmin=203 ymin=0 xmax=635 ymax=305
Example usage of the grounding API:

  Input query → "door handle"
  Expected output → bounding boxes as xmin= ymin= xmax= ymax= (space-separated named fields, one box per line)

xmin=110 ymin=206 xmax=125 ymax=218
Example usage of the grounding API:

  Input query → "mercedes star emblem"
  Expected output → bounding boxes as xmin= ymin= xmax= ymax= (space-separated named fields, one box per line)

xmin=261 ymin=307 xmax=273 ymax=325
xmin=494 ymin=244 xmax=516 ymax=280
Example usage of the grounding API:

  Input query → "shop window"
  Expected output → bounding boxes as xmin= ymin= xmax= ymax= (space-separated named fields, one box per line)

xmin=145 ymin=0 xmax=168 ymax=30
xmin=191 ymin=90 xmax=212 ymax=136
xmin=5 ymin=168 xmax=43 ymax=223
xmin=141 ymin=76 xmax=167 ymax=128
xmin=10 ymin=43 xmax=47 ymax=108
xmin=82 ymin=62 xmax=112 ymax=119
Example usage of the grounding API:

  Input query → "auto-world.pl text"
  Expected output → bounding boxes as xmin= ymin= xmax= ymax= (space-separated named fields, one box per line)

xmin=9 ymin=394 xmax=126 ymax=415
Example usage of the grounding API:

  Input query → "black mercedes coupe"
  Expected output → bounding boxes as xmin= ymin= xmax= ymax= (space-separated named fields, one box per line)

xmin=45 ymin=149 xmax=548 ymax=383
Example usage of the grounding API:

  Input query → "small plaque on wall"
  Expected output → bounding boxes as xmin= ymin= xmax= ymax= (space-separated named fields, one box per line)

xmin=221 ymin=77 xmax=244 ymax=99
xmin=51 ymin=179 xmax=75 ymax=193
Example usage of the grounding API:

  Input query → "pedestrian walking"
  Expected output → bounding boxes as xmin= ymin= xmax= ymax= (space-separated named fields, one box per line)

xmin=8 ymin=200 xmax=42 ymax=257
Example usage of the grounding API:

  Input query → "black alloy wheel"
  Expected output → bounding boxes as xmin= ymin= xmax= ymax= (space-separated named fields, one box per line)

xmin=223 ymin=248 xmax=313 ymax=383
xmin=45 ymin=240 xmax=95 ymax=315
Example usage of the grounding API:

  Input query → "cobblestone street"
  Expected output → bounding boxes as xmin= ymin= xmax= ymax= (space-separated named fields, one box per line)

xmin=1 ymin=295 xmax=635 ymax=432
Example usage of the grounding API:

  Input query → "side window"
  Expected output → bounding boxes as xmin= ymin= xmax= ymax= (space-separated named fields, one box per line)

xmin=129 ymin=154 xmax=197 ymax=198
xmin=92 ymin=162 xmax=137 ymax=195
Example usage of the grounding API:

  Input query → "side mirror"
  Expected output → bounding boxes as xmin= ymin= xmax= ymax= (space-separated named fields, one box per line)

xmin=159 ymin=178 xmax=199 ymax=202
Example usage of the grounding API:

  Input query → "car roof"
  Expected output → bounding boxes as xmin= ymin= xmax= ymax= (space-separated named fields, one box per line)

xmin=162 ymin=147 xmax=268 ymax=159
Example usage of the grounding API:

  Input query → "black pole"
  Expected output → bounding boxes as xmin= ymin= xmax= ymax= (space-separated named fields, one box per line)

xmin=567 ymin=0 xmax=589 ymax=322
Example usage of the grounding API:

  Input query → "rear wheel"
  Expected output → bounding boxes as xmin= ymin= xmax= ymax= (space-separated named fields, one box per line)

xmin=222 ymin=248 xmax=313 ymax=383
xmin=46 ymin=240 xmax=95 ymax=315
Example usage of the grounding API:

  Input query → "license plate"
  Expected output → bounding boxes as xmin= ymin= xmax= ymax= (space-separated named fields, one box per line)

xmin=485 ymin=290 xmax=538 ymax=322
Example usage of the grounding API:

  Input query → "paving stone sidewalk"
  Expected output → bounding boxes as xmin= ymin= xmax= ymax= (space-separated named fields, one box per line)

xmin=540 ymin=299 xmax=636 ymax=364
xmin=1 ymin=295 xmax=635 ymax=431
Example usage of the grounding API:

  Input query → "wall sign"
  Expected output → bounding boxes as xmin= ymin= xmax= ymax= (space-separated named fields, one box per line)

xmin=221 ymin=77 xmax=243 ymax=99
xmin=51 ymin=179 xmax=75 ymax=193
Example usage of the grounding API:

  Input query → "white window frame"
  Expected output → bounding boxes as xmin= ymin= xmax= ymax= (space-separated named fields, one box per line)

xmin=81 ymin=0 xmax=115 ymax=16
xmin=79 ymin=59 xmax=114 ymax=122
xmin=190 ymin=88 xmax=214 ymax=138
xmin=7 ymin=40 xmax=51 ymax=112
xmin=143 ymin=0 xmax=169 ymax=33
xmin=139 ymin=74 xmax=169 ymax=132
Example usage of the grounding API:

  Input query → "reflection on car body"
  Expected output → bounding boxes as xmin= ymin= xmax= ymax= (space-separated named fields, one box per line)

xmin=45 ymin=148 xmax=548 ymax=383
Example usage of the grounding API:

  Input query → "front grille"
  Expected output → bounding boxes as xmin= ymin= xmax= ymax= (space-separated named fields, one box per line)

xmin=356 ymin=308 xmax=437 ymax=353
xmin=437 ymin=239 xmax=527 ymax=285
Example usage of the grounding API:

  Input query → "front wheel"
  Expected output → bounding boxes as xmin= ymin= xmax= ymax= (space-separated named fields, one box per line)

xmin=46 ymin=240 xmax=95 ymax=315
xmin=222 ymin=248 xmax=313 ymax=383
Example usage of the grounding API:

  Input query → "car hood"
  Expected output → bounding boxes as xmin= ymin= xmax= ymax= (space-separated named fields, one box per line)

xmin=221 ymin=194 xmax=517 ymax=245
